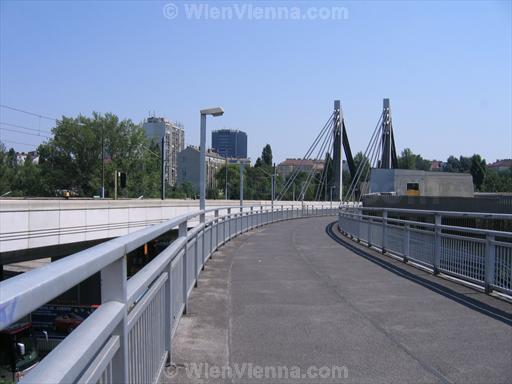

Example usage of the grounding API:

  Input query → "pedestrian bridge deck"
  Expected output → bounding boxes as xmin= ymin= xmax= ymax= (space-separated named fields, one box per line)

xmin=169 ymin=217 xmax=512 ymax=383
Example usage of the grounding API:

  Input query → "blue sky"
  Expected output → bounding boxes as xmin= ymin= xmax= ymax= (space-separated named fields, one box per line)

xmin=0 ymin=0 xmax=511 ymax=164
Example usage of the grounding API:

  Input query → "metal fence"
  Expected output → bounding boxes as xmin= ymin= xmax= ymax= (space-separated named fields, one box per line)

xmin=338 ymin=207 xmax=512 ymax=296
xmin=0 ymin=204 xmax=336 ymax=384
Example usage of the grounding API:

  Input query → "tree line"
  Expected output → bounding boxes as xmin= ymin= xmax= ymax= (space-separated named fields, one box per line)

xmin=395 ymin=148 xmax=511 ymax=192
xmin=1 ymin=112 xmax=510 ymax=199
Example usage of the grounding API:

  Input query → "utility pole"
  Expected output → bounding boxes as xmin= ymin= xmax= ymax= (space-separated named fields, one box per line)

xmin=114 ymin=170 xmax=118 ymax=200
xmin=101 ymin=123 xmax=105 ymax=199
xmin=271 ymin=163 xmax=276 ymax=209
xmin=161 ymin=136 xmax=166 ymax=200
xmin=239 ymin=163 xmax=244 ymax=208
xmin=225 ymin=157 xmax=228 ymax=200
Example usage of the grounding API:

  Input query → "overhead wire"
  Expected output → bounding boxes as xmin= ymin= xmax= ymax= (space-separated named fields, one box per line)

xmin=277 ymin=113 xmax=334 ymax=200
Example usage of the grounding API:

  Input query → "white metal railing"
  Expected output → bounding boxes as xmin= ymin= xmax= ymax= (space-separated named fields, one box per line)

xmin=338 ymin=207 xmax=512 ymax=296
xmin=0 ymin=204 xmax=337 ymax=384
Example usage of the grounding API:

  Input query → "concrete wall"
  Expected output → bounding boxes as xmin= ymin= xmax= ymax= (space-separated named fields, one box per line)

xmin=0 ymin=199 xmax=330 ymax=255
xmin=369 ymin=169 xmax=474 ymax=197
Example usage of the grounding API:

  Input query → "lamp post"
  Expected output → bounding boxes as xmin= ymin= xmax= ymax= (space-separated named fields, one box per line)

xmin=225 ymin=156 xmax=228 ymax=200
xmin=101 ymin=123 xmax=105 ymax=199
xmin=239 ymin=162 xmax=244 ymax=209
xmin=199 ymin=107 xmax=224 ymax=211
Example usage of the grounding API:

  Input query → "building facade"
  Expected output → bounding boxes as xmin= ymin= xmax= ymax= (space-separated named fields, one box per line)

xmin=177 ymin=146 xmax=225 ymax=193
xmin=277 ymin=159 xmax=324 ymax=179
xmin=143 ymin=117 xmax=185 ymax=186
xmin=488 ymin=159 xmax=512 ymax=172
xmin=369 ymin=169 xmax=474 ymax=197
xmin=212 ymin=129 xmax=247 ymax=159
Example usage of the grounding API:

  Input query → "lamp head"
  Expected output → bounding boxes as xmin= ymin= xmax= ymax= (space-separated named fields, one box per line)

xmin=200 ymin=107 xmax=224 ymax=117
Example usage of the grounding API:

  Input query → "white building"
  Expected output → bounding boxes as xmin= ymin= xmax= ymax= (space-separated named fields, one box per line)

xmin=143 ymin=117 xmax=184 ymax=186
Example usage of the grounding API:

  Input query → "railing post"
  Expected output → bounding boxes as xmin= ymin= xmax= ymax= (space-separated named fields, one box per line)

xmin=367 ymin=214 xmax=372 ymax=248
xmin=165 ymin=259 xmax=172 ymax=365
xmin=194 ymin=229 xmax=199 ymax=287
xmin=101 ymin=256 xmax=128 ymax=382
xmin=210 ymin=219 xmax=213 ymax=254
xmin=179 ymin=220 xmax=188 ymax=313
xmin=215 ymin=209 xmax=219 ymax=250
xmin=403 ymin=224 xmax=410 ymax=263
xmin=485 ymin=235 xmax=496 ymax=294
xmin=433 ymin=214 xmax=441 ymax=275
xmin=227 ymin=208 xmax=231 ymax=240
xmin=281 ymin=205 xmax=284 ymax=221
xmin=201 ymin=213 xmax=207 ymax=272
xmin=382 ymin=211 xmax=388 ymax=254
xmin=260 ymin=205 xmax=263 ymax=227
xmin=356 ymin=210 xmax=361 ymax=242
xmin=250 ymin=206 xmax=254 ymax=229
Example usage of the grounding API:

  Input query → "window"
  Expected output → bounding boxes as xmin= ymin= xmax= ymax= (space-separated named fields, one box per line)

xmin=406 ymin=183 xmax=419 ymax=191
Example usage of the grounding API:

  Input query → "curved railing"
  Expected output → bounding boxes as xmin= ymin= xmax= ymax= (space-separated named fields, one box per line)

xmin=0 ymin=204 xmax=336 ymax=383
xmin=338 ymin=207 xmax=512 ymax=296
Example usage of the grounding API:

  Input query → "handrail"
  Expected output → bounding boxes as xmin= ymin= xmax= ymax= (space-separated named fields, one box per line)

xmin=338 ymin=207 xmax=512 ymax=297
xmin=343 ymin=210 xmax=512 ymax=238
xmin=0 ymin=203 xmax=337 ymax=384
xmin=340 ymin=205 xmax=512 ymax=220
xmin=22 ymin=301 xmax=125 ymax=383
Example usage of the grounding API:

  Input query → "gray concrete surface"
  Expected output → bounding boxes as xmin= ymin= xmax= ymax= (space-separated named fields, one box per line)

xmin=167 ymin=217 xmax=512 ymax=384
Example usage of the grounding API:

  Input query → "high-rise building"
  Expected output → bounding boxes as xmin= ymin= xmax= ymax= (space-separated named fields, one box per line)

xmin=212 ymin=129 xmax=247 ymax=159
xmin=143 ymin=117 xmax=185 ymax=186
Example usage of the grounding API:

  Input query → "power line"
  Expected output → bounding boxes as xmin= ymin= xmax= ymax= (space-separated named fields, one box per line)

xmin=0 ymin=140 xmax=39 ymax=149
xmin=0 ymin=121 xmax=53 ymax=135
xmin=0 ymin=104 xmax=58 ymax=121
xmin=0 ymin=126 xmax=51 ymax=139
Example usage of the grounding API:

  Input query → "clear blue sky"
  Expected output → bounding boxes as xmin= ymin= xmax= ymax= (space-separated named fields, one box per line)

xmin=1 ymin=0 xmax=511 ymax=164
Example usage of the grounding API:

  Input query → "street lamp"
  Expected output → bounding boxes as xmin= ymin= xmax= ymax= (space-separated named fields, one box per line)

xmin=199 ymin=107 xmax=224 ymax=211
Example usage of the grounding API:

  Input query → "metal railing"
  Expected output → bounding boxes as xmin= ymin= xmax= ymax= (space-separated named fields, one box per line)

xmin=338 ymin=207 xmax=512 ymax=296
xmin=0 ymin=204 xmax=336 ymax=384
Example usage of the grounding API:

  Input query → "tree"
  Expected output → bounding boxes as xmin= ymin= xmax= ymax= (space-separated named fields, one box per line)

xmin=0 ymin=143 xmax=14 ymax=194
xmin=470 ymin=154 xmax=486 ymax=190
xmin=414 ymin=154 xmax=431 ymax=171
xmin=459 ymin=156 xmax=472 ymax=173
xmin=215 ymin=164 xmax=241 ymax=199
xmin=397 ymin=148 xmax=431 ymax=171
xmin=12 ymin=153 xmax=44 ymax=196
xmin=261 ymin=144 xmax=272 ymax=167
xmin=398 ymin=148 xmax=416 ymax=169
xmin=445 ymin=156 xmax=461 ymax=172
xmin=38 ymin=113 xmax=160 ymax=197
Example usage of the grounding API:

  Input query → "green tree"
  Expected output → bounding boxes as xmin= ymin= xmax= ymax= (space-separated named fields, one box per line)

xmin=445 ymin=156 xmax=461 ymax=172
xmin=0 ymin=143 xmax=15 ymax=195
xmin=38 ymin=113 xmax=159 ymax=197
xmin=459 ymin=156 xmax=472 ymax=172
xmin=398 ymin=148 xmax=416 ymax=169
xmin=215 ymin=164 xmax=241 ymax=199
xmin=397 ymin=148 xmax=431 ymax=171
xmin=261 ymin=144 xmax=273 ymax=167
xmin=12 ymin=153 xmax=44 ymax=196
xmin=470 ymin=154 xmax=486 ymax=190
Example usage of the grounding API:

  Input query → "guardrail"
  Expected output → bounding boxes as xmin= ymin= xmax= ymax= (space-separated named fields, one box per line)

xmin=338 ymin=207 xmax=512 ymax=296
xmin=0 ymin=204 xmax=336 ymax=383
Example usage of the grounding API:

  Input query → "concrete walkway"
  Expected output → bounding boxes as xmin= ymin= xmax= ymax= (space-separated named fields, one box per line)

xmin=167 ymin=217 xmax=512 ymax=384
